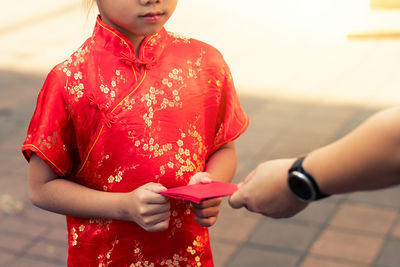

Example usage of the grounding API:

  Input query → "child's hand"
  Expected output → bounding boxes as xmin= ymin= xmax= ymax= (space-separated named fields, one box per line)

xmin=125 ymin=182 xmax=170 ymax=232
xmin=188 ymin=172 xmax=222 ymax=227
xmin=188 ymin=172 xmax=212 ymax=186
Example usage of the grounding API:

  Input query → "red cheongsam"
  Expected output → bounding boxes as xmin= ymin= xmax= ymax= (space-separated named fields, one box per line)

xmin=22 ymin=16 xmax=249 ymax=267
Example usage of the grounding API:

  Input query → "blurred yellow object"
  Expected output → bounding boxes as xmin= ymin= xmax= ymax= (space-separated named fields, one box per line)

xmin=370 ymin=0 xmax=400 ymax=9
xmin=348 ymin=30 xmax=400 ymax=39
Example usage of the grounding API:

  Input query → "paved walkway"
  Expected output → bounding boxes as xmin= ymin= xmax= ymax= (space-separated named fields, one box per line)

xmin=1 ymin=1 xmax=399 ymax=266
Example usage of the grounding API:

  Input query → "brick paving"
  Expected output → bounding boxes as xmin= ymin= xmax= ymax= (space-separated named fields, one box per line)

xmin=1 ymin=1 xmax=400 ymax=267
xmin=211 ymin=98 xmax=400 ymax=267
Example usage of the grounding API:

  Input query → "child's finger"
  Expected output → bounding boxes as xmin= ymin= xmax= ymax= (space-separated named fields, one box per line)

xmin=194 ymin=216 xmax=217 ymax=227
xmin=144 ymin=201 xmax=171 ymax=215
xmin=199 ymin=176 xmax=212 ymax=184
xmin=192 ymin=197 xmax=221 ymax=208
xmin=147 ymin=194 xmax=170 ymax=205
xmin=143 ymin=182 xmax=167 ymax=193
xmin=192 ymin=205 xmax=220 ymax=218
xmin=143 ymin=210 xmax=170 ymax=226
xmin=144 ymin=216 xmax=170 ymax=232
xmin=188 ymin=172 xmax=212 ymax=185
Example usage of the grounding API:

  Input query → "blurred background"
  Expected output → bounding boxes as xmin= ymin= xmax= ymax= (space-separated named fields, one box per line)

xmin=2 ymin=0 xmax=400 ymax=106
xmin=0 ymin=0 xmax=399 ymax=266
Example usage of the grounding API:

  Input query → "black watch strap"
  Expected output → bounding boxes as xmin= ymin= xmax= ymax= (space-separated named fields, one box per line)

xmin=289 ymin=156 xmax=330 ymax=201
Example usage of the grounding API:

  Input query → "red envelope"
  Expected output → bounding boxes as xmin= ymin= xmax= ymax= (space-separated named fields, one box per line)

xmin=160 ymin=181 xmax=238 ymax=204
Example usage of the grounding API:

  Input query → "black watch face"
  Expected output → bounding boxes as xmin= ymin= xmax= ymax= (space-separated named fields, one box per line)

xmin=288 ymin=172 xmax=314 ymax=201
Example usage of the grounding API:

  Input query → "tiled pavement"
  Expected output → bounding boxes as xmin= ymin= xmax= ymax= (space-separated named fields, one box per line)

xmin=1 ymin=1 xmax=400 ymax=267
xmin=212 ymin=98 xmax=400 ymax=267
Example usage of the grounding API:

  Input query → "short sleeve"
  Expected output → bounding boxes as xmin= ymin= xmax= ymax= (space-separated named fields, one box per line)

xmin=212 ymin=61 xmax=249 ymax=152
xmin=22 ymin=69 xmax=77 ymax=177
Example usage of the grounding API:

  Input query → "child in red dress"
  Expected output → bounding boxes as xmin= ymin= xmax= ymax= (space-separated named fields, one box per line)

xmin=23 ymin=0 xmax=248 ymax=266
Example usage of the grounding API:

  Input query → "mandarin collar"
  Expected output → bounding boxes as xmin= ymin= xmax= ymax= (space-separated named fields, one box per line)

xmin=92 ymin=15 xmax=167 ymax=62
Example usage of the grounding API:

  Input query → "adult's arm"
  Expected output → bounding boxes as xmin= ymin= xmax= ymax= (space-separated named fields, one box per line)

xmin=229 ymin=107 xmax=400 ymax=218
xmin=306 ymin=107 xmax=400 ymax=194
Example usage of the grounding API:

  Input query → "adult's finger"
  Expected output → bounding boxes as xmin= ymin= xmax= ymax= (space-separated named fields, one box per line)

xmin=228 ymin=189 xmax=245 ymax=209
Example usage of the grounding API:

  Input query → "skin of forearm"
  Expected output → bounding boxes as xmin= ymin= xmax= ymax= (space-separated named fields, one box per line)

xmin=28 ymin=154 xmax=132 ymax=221
xmin=204 ymin=142 xmax=237 ymax=183
xmin=29 ymin=177 xmax=129 ymax=220
xmin=303 ymin=107 xmax=400 ymax=194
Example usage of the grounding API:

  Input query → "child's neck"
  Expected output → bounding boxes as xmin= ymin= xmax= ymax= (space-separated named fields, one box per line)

xmin=130 ymin=36 xmax=145 ymax=58
xmin=99 ymin=16 xmax=144 ymax=58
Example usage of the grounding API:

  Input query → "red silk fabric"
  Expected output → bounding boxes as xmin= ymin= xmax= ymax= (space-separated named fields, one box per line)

xmin=22 ymin=16 xmax=248 ymax=266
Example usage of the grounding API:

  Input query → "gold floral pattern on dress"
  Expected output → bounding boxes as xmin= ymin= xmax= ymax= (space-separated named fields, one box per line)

xmin=167 ymin=202 xmax=192 ymax=240
xmin=131 ymin=246 xmax=189 ymax=267
xmin=131 ymin=133 xmax=173 ymax=160
xmin=36 ymin=132 xmax=57 ymax=151
xmin=98 ymin=239 xmax=119 ymax=267
xmin=71 ymin=225 xmax=85 ymax=246
xmin=129 ymin=59 xmax=209 ymax=179
xmin=104 ymin=165 xmax=138 ymax=191
xmin=159 ymin=254 xmax=189 ymax=267
xmin=107 ymin=170 xmax=124 ymax=184
xmin=123 ymin=97 xmax=136 ymax=111
xmin=172 ymin=210 xmax=182 ymax=229
xmin=125 ymin=76 xmax=190 ymax=166
xmin=72 ymin=45 xmax=91 ymax=66
xmin=97 ymin=70 xmax=125 ymax=105
xmin=95 ymin=151 xmax=110 ymax=169
xmin=160 ymin=89 xmax=183 ymax=110
xmin=128 ymin=232 xmax=210 ymax=267
xmin=174 ymin=137 xmax=197 ymax=179
xmin=214 ymin=122 xmax=226 ymax=147
xmin=187 ymin=121 xmax=207 ymax=158
xmin=155 ymin=122 xmax=206 ymax=181
xmin=187 ymin=49 xmax=205 ymax=79
xmin=99 ymin=69 xmax=125 ymax=102
xmin=147 ymin=31 xmax=162 ymax=48
xmin=185 ymin=235 xmax=208 ymax=267
xmin=89 ymin=218 xmax=113 ymax=231
xmin=168 ymin=31 xmax=191 ymax=44
xmin=139 ymin=83 xmax=183 ymax=128
xmin=71 ymin=220 xmax=112 ymax=246
xmin=162 ymin=68 xmax=184 ymax=87
xmin=130 ymin=242 xmax=157 ymax=267
xmin=60 ymin=44 xmax=92 ymax=102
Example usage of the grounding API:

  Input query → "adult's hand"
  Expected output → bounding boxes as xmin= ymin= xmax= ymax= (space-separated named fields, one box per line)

xmin=229 ymin=159 xmax=308 ymax=218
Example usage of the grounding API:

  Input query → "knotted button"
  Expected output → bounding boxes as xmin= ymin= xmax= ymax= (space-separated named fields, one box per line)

xmin=120 ymin=52 xmax=156 ymax=72
xmin=89 ymin=94 xmax=117 ymax=128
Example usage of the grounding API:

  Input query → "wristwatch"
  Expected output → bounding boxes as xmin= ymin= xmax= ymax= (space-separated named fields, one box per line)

xmin=287 ymin=156 xmax=330 ymax=202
